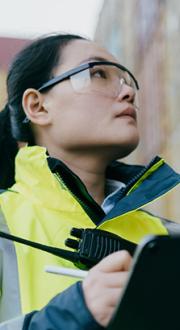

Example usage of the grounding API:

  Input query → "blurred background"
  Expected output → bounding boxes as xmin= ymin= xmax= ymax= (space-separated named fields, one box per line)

xmin=0 ymin=0 xmax=179 ymax=220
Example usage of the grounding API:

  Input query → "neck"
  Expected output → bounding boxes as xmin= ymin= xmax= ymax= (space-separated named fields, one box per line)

xmin=68 ymin=161 xmax=106 ymax=205
xmin=49 ymin=149 xmax=110 ymax=205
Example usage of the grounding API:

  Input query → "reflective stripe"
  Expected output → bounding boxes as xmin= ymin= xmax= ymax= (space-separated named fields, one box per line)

xmin=102 ymin=161 xmax=180 ymax=223
xmin=0 ymin=211 xmax=22 ymax=322
xmin=0 ymin=315 xmax=24 ymax=330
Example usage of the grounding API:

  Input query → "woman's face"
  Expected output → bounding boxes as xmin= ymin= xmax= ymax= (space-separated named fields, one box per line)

xmin=40 ymin=39 xmax=140 ymax=160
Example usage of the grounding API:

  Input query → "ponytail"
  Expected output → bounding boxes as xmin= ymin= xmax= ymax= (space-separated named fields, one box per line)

xmin=0 ymin=105 xmax=18 ymax=189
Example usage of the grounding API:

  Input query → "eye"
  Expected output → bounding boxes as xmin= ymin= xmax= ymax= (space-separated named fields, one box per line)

xmin=91 ymin=68 xmax=107 ymax=79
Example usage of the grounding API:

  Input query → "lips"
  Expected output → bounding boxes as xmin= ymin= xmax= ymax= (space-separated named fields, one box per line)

xmin=115 ymin=107 xmax=137 ymax=120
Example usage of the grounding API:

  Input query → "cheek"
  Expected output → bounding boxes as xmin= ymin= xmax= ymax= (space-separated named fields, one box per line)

xmin=55 ymin=95 xmax=108 ymax=127
xmin=48 ymin=90 xmax=112 ymax=145
xmin=53 ymin=111 xmax=96 ymax=140
xmin=51 ymin=108 xmax=105 ymax=148
xmin=74 ymin=95 xmax=111 ymax=125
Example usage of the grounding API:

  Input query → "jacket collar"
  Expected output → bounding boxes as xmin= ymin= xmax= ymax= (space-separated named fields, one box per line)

xmin=13 ymin=146 xmax=180 ymax=224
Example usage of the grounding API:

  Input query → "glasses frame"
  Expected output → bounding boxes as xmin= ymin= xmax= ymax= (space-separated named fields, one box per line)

xmin=38 ymin=60 xmax=139 ymax=92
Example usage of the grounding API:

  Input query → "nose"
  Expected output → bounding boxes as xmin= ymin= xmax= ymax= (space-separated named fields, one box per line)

xmin=116 ymin=79 xmax=136 ymax=104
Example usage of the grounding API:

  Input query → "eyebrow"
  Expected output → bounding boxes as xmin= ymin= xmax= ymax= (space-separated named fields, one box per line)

xmin=78 ymin=56 xmax=118 ymax=65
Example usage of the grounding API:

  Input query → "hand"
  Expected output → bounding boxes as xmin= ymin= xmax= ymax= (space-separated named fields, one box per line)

xmin=82 ymin=250 xmax=132 ymax=327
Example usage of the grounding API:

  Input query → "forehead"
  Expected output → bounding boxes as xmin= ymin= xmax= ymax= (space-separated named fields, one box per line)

xmin=55 ymin=39 xmax=119 ymax=74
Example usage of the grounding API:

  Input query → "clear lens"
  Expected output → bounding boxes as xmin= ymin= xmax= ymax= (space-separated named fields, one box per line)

xmin=70 ymin=64 xmax=138 ymax=103
xmin=70 ymin=69 xmax=91 ymax=91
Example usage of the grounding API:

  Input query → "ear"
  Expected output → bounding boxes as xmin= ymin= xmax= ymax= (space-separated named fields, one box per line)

xmin=22 ymin=88 xmax=51 ymax=126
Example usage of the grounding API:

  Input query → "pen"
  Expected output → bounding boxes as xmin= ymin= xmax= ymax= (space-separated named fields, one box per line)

xmin=45 ymin=265 xmax=88 ymax=279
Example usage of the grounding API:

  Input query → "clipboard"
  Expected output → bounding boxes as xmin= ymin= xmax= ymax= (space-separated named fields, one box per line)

xmin=108 ymin=234 xmax=180 ymax=330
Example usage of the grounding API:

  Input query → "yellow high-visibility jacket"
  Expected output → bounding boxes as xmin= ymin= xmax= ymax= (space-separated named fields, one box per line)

xmin=0 ymin=145 xmax=179 ymax=328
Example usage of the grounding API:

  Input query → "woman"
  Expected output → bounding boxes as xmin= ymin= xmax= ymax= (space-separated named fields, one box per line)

xmin=0 ymin=33 xmax=179 ymax=330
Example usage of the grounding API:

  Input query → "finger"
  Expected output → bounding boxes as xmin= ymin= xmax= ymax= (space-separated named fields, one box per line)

xmin=89 ymin=303 xmax=115 ymax=327
xmin=93 ymin=287 xmax=123 ymax=308
xmin=95 ymin=250 xmax=132 ymax=273
xmin=102 ymin=271 xmax=129 ymax=288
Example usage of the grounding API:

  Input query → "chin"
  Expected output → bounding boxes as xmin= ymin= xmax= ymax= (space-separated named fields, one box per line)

xmin=113 ymin=136 xmax=140 ymax=159
xmin=119 ymin=145 xmax=138 ymax=158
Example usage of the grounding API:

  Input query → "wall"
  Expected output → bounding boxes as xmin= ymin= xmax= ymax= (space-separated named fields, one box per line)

xmin=95 ymin=0 xmax=180 ymax=221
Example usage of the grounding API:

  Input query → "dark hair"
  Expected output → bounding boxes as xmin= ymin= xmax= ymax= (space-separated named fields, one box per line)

xmin=0 ymin=33 xmax=86 ymax=188
xmin=0 ymin=105 xmax=18 ymax=188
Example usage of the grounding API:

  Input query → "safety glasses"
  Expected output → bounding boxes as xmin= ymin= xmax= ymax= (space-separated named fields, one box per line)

xmin=38 ymin=61 xmax=139 ymax=99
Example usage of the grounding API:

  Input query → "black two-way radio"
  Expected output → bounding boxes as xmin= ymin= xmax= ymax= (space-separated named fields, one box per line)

xmin=0 ymin=228 xmax=137 ymax=270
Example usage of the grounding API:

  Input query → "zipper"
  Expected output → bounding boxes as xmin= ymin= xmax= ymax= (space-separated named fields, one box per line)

xmin=54 ymin=172 xmax=90 ymax=212
xmin=54 ymin=172 xmax=105 ymax=223
xmin=53 ymin=156 xmax=162 ymax=224
xmin=115 ymin=157 xmax=161 ymax=200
